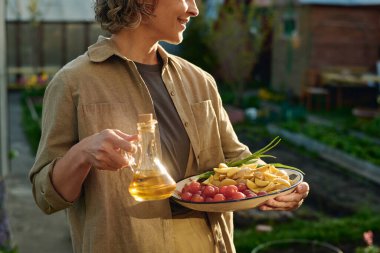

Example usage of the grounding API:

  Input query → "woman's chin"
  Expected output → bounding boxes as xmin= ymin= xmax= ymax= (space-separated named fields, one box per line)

xmin=162 ymin=36 xmax=184 ymax=45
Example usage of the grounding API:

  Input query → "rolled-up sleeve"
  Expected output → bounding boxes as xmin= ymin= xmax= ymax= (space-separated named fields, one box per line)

xmin=32 ymin=158 xmax=73 ymax=213
xmin=29 ymin=70 xmax=77 ymax=214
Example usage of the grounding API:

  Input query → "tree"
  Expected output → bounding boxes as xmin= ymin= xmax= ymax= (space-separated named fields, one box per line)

xmin=207 ymin=1 xmax=273 ymax=106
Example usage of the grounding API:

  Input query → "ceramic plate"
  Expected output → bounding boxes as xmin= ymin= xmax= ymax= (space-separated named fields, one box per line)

xmin=171 ymin=168 xmax=303 ymax=212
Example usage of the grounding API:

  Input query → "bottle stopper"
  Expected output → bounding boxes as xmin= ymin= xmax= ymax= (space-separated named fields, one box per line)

xmin=138 ymin=113 xmax=153 ymax=123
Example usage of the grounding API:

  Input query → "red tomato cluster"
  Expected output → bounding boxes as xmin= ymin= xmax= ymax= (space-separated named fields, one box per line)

xmin=180 ymin=181 xmax=267 ymax=203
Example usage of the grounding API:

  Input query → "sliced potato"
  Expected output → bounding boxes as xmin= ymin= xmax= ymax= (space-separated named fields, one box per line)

xmin=212 ymin=180 xmax=221 ymax=187
xmin=262 ymin=182 xmax=276 ymax=192
xmin=273 ymin=183 xmax=289 ymax=190
xmin=213 ymin=173 xmax=220 ymax=181
xmin=243 ymin=174 xmax=255 ymax=179
xmin=246 ymin=179 xmax=259 ymax=191
xmin=245 ymin=163 xmax=258 ymax=169
xmin=269 ymin=165 xmax=278 ymax=174
xmin=202 ymin=177 xmax=211 ymax=185
xmin=276 ymin=170 xmax=290 ymax=180
xmin=219 ymin=174 xmax=226 ymax=180
xmin=257 ymin=164 xmax=270 ymax=172
xmin=235 ymin=178 xmax=246 ymax=184
xmin=273 ymin=178 xmax=291 ymax=187
xmin=263 ymin=172 xmax=277 ymax=181
xmin=226 ymin=167 xmax=241 ymax=177
xmin=218 ymin=163 xmax=229 ymax=168
xmin=213 ymin=167 xmax=230 ymax=174
xmin=233 ymin=168 xmax=252 ymax=179
xmin=220 ymin=178 xmax=237 ymax=186
xmin=254 ymin=171 xmax=264 ymax=179
xmin=255 ymin=178 xmax=270 ymax=187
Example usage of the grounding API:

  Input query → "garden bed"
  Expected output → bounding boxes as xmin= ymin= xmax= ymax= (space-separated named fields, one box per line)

xmin=235 ymin=211 xmax=380 ymax=253
xmin=233 ymin=123 xmax=380 ymax=253
xmin=267 ymin=124 xmax=380 ymax=185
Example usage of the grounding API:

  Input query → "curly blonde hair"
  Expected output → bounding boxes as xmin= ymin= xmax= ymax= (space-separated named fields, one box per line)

xmin=94 ymin=0 xmax=157 ymax=33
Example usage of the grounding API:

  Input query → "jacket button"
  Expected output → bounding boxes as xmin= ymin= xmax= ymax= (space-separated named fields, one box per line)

xmin=170 ymin=91 xmax=175 ymax=96
xmin=184 ymin=122 xmax=189 ymax=127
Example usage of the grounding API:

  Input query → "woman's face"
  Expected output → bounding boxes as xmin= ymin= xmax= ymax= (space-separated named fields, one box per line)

xmin=143 ymin=0 xmax=199 ymax=44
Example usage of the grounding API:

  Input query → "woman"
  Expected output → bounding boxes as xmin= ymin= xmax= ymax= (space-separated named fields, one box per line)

xmin=29 ymin=0 xmax=309 ymax=252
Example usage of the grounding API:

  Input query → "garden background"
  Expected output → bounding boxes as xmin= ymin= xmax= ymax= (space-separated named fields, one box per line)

xmin=1 ymin=0 xmax=380 ymax=252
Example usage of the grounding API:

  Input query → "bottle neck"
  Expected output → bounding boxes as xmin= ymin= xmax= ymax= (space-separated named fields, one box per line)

xmin=138 ymin=123 xmax=158 ymax=168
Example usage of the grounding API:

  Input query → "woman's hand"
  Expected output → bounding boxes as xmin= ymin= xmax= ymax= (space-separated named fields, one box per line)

xmin=51 ymin=129 xmax=138 ymax=202
xmin=258 ymin=182 xmax=310 ymax=211
xmin=80 ymin=129 xmax=138 ymax=171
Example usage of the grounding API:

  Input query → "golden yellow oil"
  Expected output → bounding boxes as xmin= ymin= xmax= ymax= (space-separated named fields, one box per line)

xmin=129 ymin=170 xmax=176 ymax=201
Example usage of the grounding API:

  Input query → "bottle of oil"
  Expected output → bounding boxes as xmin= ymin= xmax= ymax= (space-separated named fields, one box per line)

xmin=129 ymin=114 xmax=176 ymax=201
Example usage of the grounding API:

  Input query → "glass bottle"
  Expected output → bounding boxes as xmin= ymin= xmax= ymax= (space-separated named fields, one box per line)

xmin=129 ymin=114 xmax=176 ymax=201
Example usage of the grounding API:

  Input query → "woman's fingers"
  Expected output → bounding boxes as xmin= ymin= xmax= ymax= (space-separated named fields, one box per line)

xmin=111 ymin=130 xmax=139 ymax=153
xmin=84 ymin=129 xmax=139 ymax=171
xmin=259 ymin=182 xmax=310 ymax=211
xmin=274 ymin=191 xmax=304 ymax=203
xmin=259 ymin=199 xmax=304 ymax=211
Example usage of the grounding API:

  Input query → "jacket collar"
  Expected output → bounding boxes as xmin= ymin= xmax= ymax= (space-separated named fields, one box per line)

xmin=87 ymin=36 xmax=180 ymax=67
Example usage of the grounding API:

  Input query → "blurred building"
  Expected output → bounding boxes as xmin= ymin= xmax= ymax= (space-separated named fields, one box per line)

xmin=6 ymin=0 xmax=105 ymax=85
xmin=271 ymin=0 xmax=380 ymax=102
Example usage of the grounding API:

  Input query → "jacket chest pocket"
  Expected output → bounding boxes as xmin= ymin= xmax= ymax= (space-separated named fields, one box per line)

xmin=191 ymin=100 xmax=225 ymax=170
xmin=77 ymin=103 xmax=137 ymax=139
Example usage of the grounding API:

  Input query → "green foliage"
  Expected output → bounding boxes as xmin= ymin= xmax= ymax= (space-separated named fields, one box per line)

xmin=206 ymin=2 xmax=273 ymax=106
xmin=22 ymin=86 xmax=45 ymax=98
xmin=179 ymin=4 xmax=217 ymax=74
xmin=279 ymin=120 xmax=380 ymax=166
xmin=180 ymin=1 xmax=274 ymax=106
xmin=21 ymin=88 xmax=44 ymax=155
xmin=0 ymin=246 xmax=18 ymax=253
xmin=235 ymin=210 xmax=380 ymax=253
xmin=355 ymin=117 xmax=380 ymax=139
xmin=356 ymin=246 xmax=380 ymax=253
xmin=233 ymin=121 xmax=270 ymax=140
xmin=314 ymin=110 xmax=380 ymax=140
xmin=241 ymin=95 xmax=261 ymax=109
xmin=7 ymin=149 xmax=19 ymax=160
xmin=21 ymin=104 xmax=41 ymax=155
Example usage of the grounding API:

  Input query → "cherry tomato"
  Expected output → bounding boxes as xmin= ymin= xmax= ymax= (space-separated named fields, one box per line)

xmin=257 ymin=191 xmax=267 ymax=196
xmin=225 ymin=185 xmax=238 ymax=198
xmin=237 ymin=183 xmax=247 ymax=192
xmin=212 ymin=186 xmax=220 ymax=194
xmin=205 ymin=197 xmax=214 ymax=202
xmin=203 ymin=185 xmax=217 ymax=197
xmin=219 ymin=186 xmax=228 ymax=196
xmin=231 ymin=191 xmax=246 ymax=200
xmin=242 ymin=189 xmax=257 ymax=198
xmin=188 ymin=181 xmax=201 ymax=194
xmin=213 ymin=193 xmax=226 ymax=202
xmin=181 ymin=184 xmax=190 ymax=193
xmin=181 ymin=192 xmax=193 ymax=201
xmin=191 ymin=194 xmax=205 ymax=202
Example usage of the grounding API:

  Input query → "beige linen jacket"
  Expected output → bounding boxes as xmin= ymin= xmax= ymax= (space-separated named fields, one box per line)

xmin=29 ymin=37 xmax=250 ymax=253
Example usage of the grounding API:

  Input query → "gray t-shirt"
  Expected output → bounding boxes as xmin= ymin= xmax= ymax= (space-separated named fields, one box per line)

xmin=135 ymin=60 xmax=190 ymax=180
